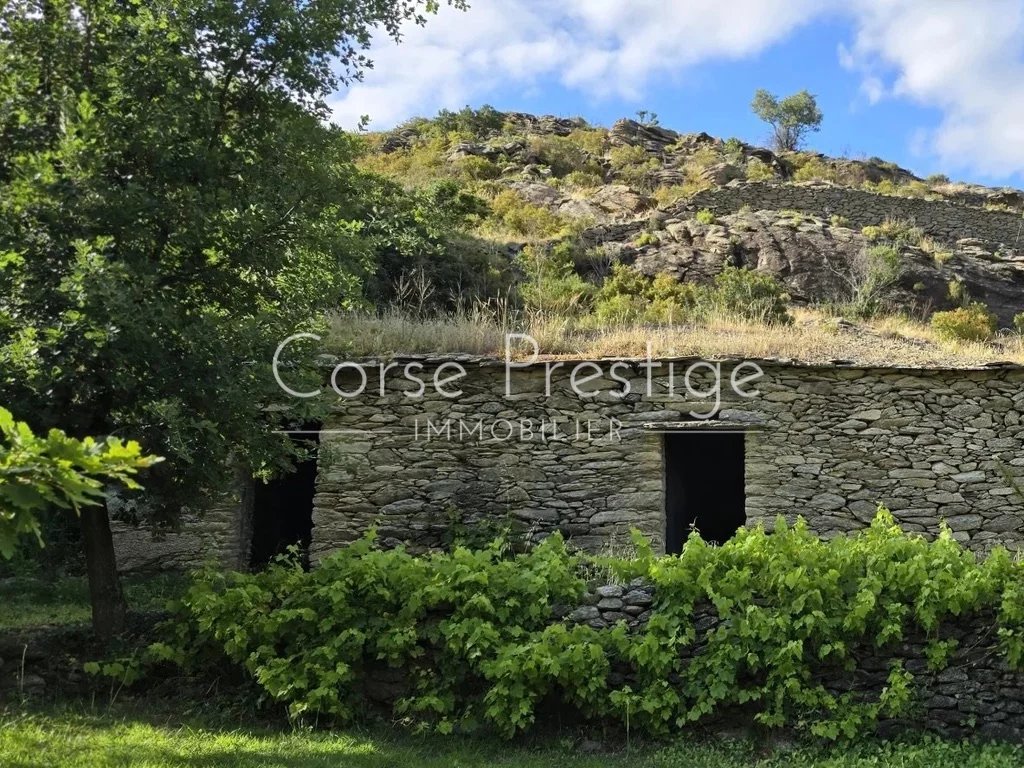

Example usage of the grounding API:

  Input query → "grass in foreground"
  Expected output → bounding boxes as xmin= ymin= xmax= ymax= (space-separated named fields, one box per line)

xmin=2 ymin=703 xmax=1024 ymax=768
xmin=0 ymin=574 xmax=185 ymax=630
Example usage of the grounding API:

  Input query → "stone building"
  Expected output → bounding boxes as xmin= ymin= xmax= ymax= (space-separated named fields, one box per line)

xmin=112 ymin=354 xmax=1024 ymax=571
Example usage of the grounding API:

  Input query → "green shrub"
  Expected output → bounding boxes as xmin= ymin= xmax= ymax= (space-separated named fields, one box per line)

xmin=454 ymin=155 xmax=501 ymax=180
xmin=652 ymin=182 xmax=710 ymax=207
xmin=593 ymin=264 xmax=697 ymax=324
xmin=149 ymin=508 xmax=1024 ymax=740
xmin=632 ymin=231 xmax=658 ymax=247
xmin=901 ymin=180 xmax=932 ymax=199
xmin=565 ymin=128 xmax=608 ymax=156
xmin=931 ymin=303 xmax=997 ymax=342
xmin=358 ymin=135 xmax=449 ymax=186
xmin=861 ymin=217 xmax=923 ymax=247
xmin=792 ymin=156 xmax=836 ymax=182
xmin=745 ymin=158 xmax=776 ymax=181
xmin=861 ymin=179 xmax=900 ymax=196
xmin=608 ymin=145 xmax=658 ymax=187
xmin=695 ymin=208 xmax=716 ymax=225
xmin=926 ymin=173 xmax=951 ymax=185
xmin=947 ymin=278 xmax=969 ymax=306
xmin=723 ymin=137 xmax=745 ymax=163
xmin=919 ymin=236 xmax=953 ymax=265
xmin=842 ymin=244 xmax=902 ymax=319
xmin=709 ymin=266 xmax=792 ymax=324
xmin=517 ymin=241 xmax=594 ymax=315
xmin=429 ymin=104 xmax=505 ymax=139
xmin=488 ymin=190 xmax=566 ymax=240
xmin=559 ymin=169 xmax=604 ymax=189
xmin=1015 ymin=312 xmax=1024 ymax=335
xmin=528 ymin=135 xmax=601 ymax=179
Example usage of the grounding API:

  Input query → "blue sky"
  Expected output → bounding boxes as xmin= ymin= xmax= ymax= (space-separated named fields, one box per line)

xmin=329 ymin=1 xmax=1024 ymax=188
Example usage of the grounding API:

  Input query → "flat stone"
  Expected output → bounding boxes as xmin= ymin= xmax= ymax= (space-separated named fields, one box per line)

xmin=951 ymin=471 xmax=986 ymax=483
xmin=567 ymin=606 xmax=600 ymax=623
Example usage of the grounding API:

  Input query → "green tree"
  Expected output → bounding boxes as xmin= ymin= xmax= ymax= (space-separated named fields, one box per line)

xmin=0 ymin=405 xmax=160 ymax=557
xmin=751 ymin=89 xmax=823 ymax=151
xmin=0 ymin=0 xmax=461 ymax=639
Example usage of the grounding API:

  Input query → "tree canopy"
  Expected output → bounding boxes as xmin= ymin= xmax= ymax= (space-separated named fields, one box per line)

xmin=0 ymin=406 xmax=160 ymax=559
xmin=751 ymin=89 xmax=823 ymax=152
xmin=0 ymin=0 xmax=462 ymax=636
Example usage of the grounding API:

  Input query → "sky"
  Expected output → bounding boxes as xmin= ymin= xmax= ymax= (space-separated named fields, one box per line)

xmin=327 ymin=0 xmax=1024 ymax=189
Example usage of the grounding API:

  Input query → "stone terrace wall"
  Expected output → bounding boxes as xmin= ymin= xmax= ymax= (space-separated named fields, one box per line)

xmin=313 ymin=360 xmax=1024 ymax=559
xmin=562 ymin=585 xmax=1024 ymax=742
xmin=685 ymin=181 xmax=1024 ymax=246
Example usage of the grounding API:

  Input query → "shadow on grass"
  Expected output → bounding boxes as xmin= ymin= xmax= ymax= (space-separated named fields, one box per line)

xmin=0 ymin=704 xmax=646 ymax=768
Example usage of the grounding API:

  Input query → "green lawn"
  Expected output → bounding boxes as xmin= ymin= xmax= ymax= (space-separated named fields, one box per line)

xmin=2 ymin=704 xmax=1024 ymax=768
xmin=0 ymin=574 xmax=185 ymax=630
xmin=3 ymin=577 xmax=1024 ymax=767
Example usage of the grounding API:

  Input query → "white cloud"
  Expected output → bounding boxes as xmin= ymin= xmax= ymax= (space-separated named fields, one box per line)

xmin=329 ymin=0 xmax=1024 ymax=179
xmin=860 ymin=75 xmax=885 ymax=104
xmin=841 ymin=0 xmax=1024 ymax=177
xmin=328 ymin=0 xmax=825 ymax=126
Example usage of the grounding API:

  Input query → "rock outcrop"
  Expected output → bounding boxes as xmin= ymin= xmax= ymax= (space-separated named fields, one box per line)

xmin=371 ymin=109 xmax=1024 ymax=325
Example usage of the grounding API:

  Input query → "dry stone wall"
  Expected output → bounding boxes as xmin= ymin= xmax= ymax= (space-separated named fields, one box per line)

xmin=111 ymin=481 xmax=251 ymax=572
xmin=563 ymin=586 xmax=1024 ymax=742
xmin=685 ymin=181 xmax=1024 ymax=246
xmin=313 ymin=359 xmax=1024 ymax=559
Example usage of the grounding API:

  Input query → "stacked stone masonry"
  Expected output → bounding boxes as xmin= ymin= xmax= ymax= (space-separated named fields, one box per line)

xmin=111 ymin=481 xmax=251 ymax=572
xmin=312 ymin=358 xmax=1024 ymax=559
xmin=684 ymin=181 xmax=1024 ymax=247
xmin=564 ymin=584 xmax=1024 ymax=741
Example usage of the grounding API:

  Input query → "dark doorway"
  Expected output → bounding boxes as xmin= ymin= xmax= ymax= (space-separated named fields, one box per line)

xmin=664 ymin=430 xmax=745 ymax=554
xmin=249 ymin=427 xmax=319 ymax=569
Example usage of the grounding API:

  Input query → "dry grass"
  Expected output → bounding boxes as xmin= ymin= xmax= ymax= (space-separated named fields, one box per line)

xmin=327 ymin=306 xmax=1024 ymax=368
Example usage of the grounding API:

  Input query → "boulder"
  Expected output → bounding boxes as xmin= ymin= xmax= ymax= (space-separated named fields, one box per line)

xmin=589 ymin=184 xmax=654 ymax=217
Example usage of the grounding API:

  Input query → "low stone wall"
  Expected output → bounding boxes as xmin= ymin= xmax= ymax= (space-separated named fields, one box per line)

xmin=685 ymin=181 xmax=1024 ymax=246
xmin=562 ymin=579 xmax=655 ymax=630
xmin=562 ymin=585 xmax=1024 ymax=741
xmin=313 ymin=359 xmax=1024 ymax=559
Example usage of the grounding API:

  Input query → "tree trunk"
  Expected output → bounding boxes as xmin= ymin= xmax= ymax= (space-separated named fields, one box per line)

xmin=80 ymin=501 xmax=126 ymax=641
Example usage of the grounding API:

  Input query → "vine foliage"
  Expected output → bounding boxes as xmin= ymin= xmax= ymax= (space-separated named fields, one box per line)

xmin=141 ymin=509 xmax=1024 ymax=739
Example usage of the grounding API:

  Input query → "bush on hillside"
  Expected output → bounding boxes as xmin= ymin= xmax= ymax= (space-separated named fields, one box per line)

xmin=593 ymin=264 xmax=699 ymax=324
xmin=608 ymin=145 xmax=658 ymax=188
xmin=709 ymin=266 xmax=792 ymax=325
xmin=489 ymin=190 xmax=567 ymax=240
xmin=835 ymin=244 xmax=902 ymax=319
xmin=792 ymin=156 xmax=838 ymax=183
xmin=744 ymin=158 xmax=776 ymax=181
xmin=429 ymin=104 xmax=505 ymax=140
xmin=861 ymin=217 xmax=923 ymax=248
xmin=558 ymin=170 xmax=605 ymax=189
xmin=593 ymin=265 xmax=790 ymax=326
xmin=453 ymin=155 xmax=501 ymax=180
xmin=565 ymin=128 xmax=608 ymax=156
xmin=517 ymin=242 xmax=595 ymax=316
xmin=528 ymin=135 xmax=602 ymax=179
xmin=931 ymin=303 xmax=998 ymax=342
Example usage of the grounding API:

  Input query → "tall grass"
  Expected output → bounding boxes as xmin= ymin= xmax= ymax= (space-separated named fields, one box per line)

xmin=326 ymin=305 xmax=1024 ymax=366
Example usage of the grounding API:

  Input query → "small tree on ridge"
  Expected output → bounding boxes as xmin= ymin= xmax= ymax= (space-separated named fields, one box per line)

xmin=751 ymin=89 xmax=823 ymax=152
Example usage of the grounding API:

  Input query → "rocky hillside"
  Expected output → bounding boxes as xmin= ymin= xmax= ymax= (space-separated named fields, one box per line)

xmin=362 ymin=109 xmax=1024 ymax=326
